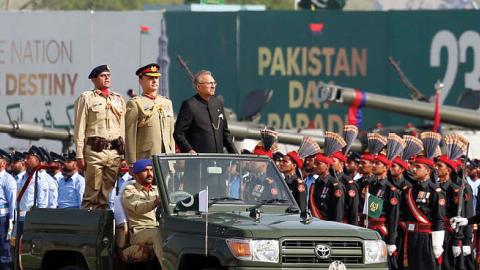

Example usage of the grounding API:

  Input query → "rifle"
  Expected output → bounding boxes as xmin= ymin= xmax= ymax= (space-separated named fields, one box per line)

xmin=388 ymin=56 xmax=429 ymax=102
xmin=177 ymin=55 xmax=195 ymax=82
xmin=456 ymin=143 xmax=470 ymax=231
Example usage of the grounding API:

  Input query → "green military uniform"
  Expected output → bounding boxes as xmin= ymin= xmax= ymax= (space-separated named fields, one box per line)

xmin=74 ymin=65 xmax=126 ymax=209
xmin=125 ymin=95 xmax=175 ymax=164
xmin=125 ymin=63 xmax=175 ymax=165
xmin=122 ymin=182 xmax=163 ymax=265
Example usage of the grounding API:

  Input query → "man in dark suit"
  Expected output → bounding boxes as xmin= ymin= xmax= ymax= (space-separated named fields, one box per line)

xmin=174 ymin=70 xmax=237 ymax=154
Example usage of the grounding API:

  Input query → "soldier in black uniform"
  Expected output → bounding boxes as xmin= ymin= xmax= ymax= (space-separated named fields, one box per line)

xmin=308 ymin=154 xmax=345 ymax=222
xmin=436 ymin=155 xmax=465 ymax=270
xmin=174 ymin=70 xmax=237 ymax=154
xmin=368 ymin=155 xmax=402 ymax=269
xmin=388 ymin=157 xmax=412 ymax=270
xmin=358 ymin=153 xmax=376 ymax=217
xmin=331 ymin=151 xmax=359 ymax=225
xmin=279 ymin=151 xmax=307 ymax=215
xmin=390 ymin=158 xmax=412 ymax=190
xmin=399 ymin=157 xmax=446 ymax=270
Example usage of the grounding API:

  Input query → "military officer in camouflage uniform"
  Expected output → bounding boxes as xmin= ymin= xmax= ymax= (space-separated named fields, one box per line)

xmin=74 ymin=65 xmax=126 ymax=209
xmin=125 ymin=63 xmax=175 ymax=166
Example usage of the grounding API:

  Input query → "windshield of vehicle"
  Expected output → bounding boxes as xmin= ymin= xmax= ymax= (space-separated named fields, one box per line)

xmin=157 ymin=155 xmax=295 ymax=207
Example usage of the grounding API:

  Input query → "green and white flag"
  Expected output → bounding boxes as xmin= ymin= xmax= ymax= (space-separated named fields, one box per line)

xmin=174 ymin=189 xmax=209 ymax=213
xmin=367 ymin=194 xmax=383 ymax=218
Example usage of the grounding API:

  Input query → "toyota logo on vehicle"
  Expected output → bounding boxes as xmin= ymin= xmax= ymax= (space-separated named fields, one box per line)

xmin=315 ymin=244 xmax=331 ymax=259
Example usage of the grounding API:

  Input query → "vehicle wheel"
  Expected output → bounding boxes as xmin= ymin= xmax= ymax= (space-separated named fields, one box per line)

xmin=59 ymin=266 xmax=88 ymax=270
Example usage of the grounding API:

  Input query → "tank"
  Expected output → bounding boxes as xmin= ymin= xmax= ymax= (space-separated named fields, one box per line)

xmin=0 ymin=121 xmax=362 ymax=153
xmin=0 ymin=121 xmax=73 ymax=153
xmin=317 ymin=82 xmax=480 ymax=130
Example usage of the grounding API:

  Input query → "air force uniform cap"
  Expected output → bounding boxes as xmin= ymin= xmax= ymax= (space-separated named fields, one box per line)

xmin=0 ymin=149 xmax=12 ymax=163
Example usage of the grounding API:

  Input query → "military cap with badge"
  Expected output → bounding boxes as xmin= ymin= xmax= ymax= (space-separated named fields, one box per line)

xmin=136 ymin=63 xmax=161 ymax=77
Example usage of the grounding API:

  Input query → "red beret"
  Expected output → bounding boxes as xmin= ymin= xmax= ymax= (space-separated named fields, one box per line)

xmin=315 ymin=154 xmax=334 ymax=165
xmin=393 ymin=157 xmax=409 ymax=170
xmin=331 ymin=151 xmax=347 ymax=163
xmin=437 ymin=155 xmax=458 ymax=171
xmin=287 ymin=151 xmax=303 ymax=169
xmin=253 ymin=145 xmax=273 ymax=158
xmin=375 ymin=154 xmax=392 ymax=168
xmin=361 ymin=153 xmax=375 ymax=162
xmin=414 ymin=157 xmax=435 ymax=168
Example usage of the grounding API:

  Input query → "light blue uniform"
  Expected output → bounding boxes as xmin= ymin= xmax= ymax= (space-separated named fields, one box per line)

xmin=0 ymin=170 xmax=16 ymax=220
xmin=57 ymin=172 xmax=85 ymax=209
xmin=18 ymin=170 xmax=49 ymax=213
xmin=0 ymin=169 xmax=16 ymax=265
xmin=53 ymin=172 xmax=63 ymax=182
xmin=46 ymin=173 xmax=58 ymax=208
xmin=109 ymin=172 xmax=132 ymax=209
xmin=14 ymin=171 xmax=26 ymax=184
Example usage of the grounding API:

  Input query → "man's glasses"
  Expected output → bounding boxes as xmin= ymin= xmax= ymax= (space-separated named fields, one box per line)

xmin=198 ymin=82 xmax=217 ymax=86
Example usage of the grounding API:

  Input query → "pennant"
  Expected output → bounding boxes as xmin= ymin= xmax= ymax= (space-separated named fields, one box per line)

xmin=347 ymin=89 xmax=366 ymax=128
xmin=367 ymin=194 xmax=383 ymax=218
xmin=140 ymin=24 xmax=151 ymax=34
xmin=174 ymin=189 xmax=209 ymax=213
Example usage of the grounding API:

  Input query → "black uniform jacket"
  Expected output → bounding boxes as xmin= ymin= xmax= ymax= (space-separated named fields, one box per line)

xmin=174 ymin=94 xmax=237 ymax=153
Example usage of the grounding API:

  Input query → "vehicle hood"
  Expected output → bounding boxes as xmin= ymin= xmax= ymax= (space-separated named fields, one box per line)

xmin=168 ymin=212 xmax=380 ymax=240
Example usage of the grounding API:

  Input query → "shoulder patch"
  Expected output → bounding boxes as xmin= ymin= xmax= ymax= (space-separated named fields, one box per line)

xmin=334 ymin=189 xmax=343 ymax=198
xmin=390 ymin=197 xmax=398 ymax=205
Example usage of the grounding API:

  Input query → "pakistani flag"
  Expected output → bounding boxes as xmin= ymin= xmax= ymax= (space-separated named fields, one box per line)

xmin=366 ymin=194 xmax=383 ymax=218
xmin=174 ymin=189 xmax=209 ymax=213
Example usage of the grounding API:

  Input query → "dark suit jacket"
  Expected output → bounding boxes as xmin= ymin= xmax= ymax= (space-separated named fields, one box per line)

xmin=174 ymin=94 xmax=237 ymax=154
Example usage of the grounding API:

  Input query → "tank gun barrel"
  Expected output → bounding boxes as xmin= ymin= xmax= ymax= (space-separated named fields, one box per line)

xmin=318 ymin=83 xmax=480 ymax=129
xmin=0 ymin=122 xmax=73 ymax=141
xmin=229 ymin=123 xmax=362 ymax=151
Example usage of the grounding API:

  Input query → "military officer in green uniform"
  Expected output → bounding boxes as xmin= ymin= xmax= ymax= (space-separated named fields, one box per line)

xmin=125 ymin=63 xmax=175 ymax=166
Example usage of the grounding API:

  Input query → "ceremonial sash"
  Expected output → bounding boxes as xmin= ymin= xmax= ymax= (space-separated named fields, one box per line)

xmin=308 ymin=184 xmax=325 ymax=220
xmin=406 ymin=187 xmax=431 ymax=225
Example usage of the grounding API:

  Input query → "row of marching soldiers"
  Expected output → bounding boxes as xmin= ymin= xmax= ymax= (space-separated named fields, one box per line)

xmin=254 ymin=126 xmax=475 ymax=270
xmin=0 ymin=145 xmax=84 ymax=270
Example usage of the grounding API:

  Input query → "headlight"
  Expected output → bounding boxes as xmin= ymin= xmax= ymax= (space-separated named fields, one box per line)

xmin=226 ymin=239 xmax=279 ymax=263
xmin=364 ymin=240 xmax=387 ymax=264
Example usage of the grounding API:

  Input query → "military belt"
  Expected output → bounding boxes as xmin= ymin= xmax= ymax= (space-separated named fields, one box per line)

xmin=87 ymin=136 xmax=125 ymax=154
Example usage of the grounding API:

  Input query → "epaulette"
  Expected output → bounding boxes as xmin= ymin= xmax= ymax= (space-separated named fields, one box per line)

xmin=390 ymin=186 xmax=397 ymax=192
xmin=348 ymin=180 xmax=354 ymax=184
xmin=454 ymin=188 xmax=460 ymax=193
xmin=435 ymin=187 xmax=442 ymax=192
xmin=333 ymin=182 xmax=339 ymax=186
xmin=402 ymin=185 xmax=410 ymax=191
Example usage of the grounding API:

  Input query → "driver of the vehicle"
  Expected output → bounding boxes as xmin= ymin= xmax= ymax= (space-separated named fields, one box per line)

xmin=122 ymin=159 xmax=163 ymax=267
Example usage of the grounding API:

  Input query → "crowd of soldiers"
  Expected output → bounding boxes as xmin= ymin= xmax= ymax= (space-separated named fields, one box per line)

xmin=247 ymin=126 xmax=480 ymax=270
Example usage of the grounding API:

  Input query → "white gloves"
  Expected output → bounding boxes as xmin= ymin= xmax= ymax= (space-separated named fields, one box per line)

xmin=6 ymin=219 xmax=13 ymax=241
xmin=432 ymin=230 xmax=445 ymax=258
xmin=387 ymin=245 xmax=397 ymax=256
xmin=450 ymin=217 xmax=468 ymax=230
xmin=452 ymin=246 xmax=462 ymax=257
xmin=463 ymin=245 xmax=472 ymax=256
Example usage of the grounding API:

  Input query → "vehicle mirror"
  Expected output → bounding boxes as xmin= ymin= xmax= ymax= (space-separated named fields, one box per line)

xmin=207 ymin=166 xmax=223 ymax=174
